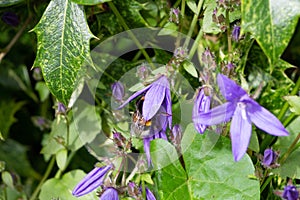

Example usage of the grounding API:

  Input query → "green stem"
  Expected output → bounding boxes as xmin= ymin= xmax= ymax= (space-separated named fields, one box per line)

xmin=183 ymin=0 xmax=204 ymax=49
xmin=260 ymin=174 xmax=273 ymax=193
xmin=141 ymin=179 xmax=146 ymax=199
xmin=29 ymin=156 xmax=56 ymax=200
xmin=107 ymin=1 xmax=154 ymax=68
xmin=283 ymin=113 xmax=296 ymax=127
xmin=280 ymin=132 xmax=300 ymax=164
xmin=188 ymin=29 xmax=203 ymax=60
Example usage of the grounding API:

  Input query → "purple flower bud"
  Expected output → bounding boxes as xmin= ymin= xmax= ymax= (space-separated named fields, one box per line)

xmin=283 ymin=185 xmax=299 ymax=200
xmin=72 ymin=165 xmax=112 ymax=197
xmin=57 ymin=102 xmax=66 ymax=114
xmin=232 ymin=25 xmax=241 ymax=42
xmin=100 ymin=187 xmax=119 ymax=200
xmin=201 ymin=49 xmax=216 ymax=70
xmin=111 ymin=81 xmax=125 ymax=102
xmin=192 ymin=88 xmax=211 ymax=134
xmin=226 ymin=62 xmax=235 ymax=70
xmin=137 ymin=63 xmax=150 ymax=80
xmin=263 ymin=148 xmax=277 ymax=167
xmin=32 ymin=68 xmax=43 ymax=81
xmin=1 ymin=12 xmax=19 ymax=27
xmin=169 ymin=8 xmax=180 ymax=23
xmin=146 ymin=187 xmax=156 ymax=200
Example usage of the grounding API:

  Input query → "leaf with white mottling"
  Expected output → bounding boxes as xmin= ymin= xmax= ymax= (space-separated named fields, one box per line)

xmin=71 ymin=0 xmax=111 ymax=5
xmin=32 ymin=0 xmax=94 ymax=105
xmin=242 ymin=0 xmax=300 ymax=66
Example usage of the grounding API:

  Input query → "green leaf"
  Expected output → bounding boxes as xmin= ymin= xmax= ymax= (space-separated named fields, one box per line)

xmin=284 ymin=95 xmax=300 ymax=115
xmin=1 ymin=171 xmax=14 ymax=189
xmin=71 ymin=0 xmax=111 ymax=5
xmin=182 ymin=60 xmax=198 ymax=78
xmin=35 ymin=82 xmax=50 ymax=102
xmin=56 ymin=149 xmax=68 ymax=170
xmin=32 ymin=0 xmax=94 ymax=105
xmin=241 ymin=0 xmax=300 ymax=65
xmin=0 ymin=139 xmax=40 ymax=179
xmin=187 ymin=0 xmax=198 ymax=14
xmin=0 ymin=0 xmax=24 ymax=7
xmin=41 ymin=100 xmax=101 ymax=157
xmin=274 ymin=116 xmax=300 ymax=178
xmin=152 ymin=124 xmax=260 ymax=199
xmin=0 ymin=99 xmax=25 ymax=139
xmin=39 ymin=170 xmax=98 ymax=200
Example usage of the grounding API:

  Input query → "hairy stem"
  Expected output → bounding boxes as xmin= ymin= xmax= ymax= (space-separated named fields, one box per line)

xmin=280 ymin=132 xmax=300 ymax=164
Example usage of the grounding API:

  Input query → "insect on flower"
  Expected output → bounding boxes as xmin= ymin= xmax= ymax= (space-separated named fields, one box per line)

xmin=131 ymin=95 xmax=152 ymax=138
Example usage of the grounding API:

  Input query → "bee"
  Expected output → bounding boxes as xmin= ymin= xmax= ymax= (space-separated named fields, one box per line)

xmin=131 ymin=95 xmax=152 ymax=137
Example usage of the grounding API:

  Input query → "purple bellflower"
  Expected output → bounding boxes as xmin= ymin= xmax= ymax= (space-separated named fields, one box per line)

xmin=193 ymin=88 xmax=211 ymax=134
xmin=72 ymin=165 xmax=112 ymax=197
xmin=146 ymin=187 xmax=156 ymax=200
xmin=118 ymin=75 xmax=172 ymax=129
xmin=283 ymin=185 xmax=299 ymax=200
xmin=100 ymin=187 xmax=119 ymax=200
xmin=263 ymin=148 xmax=278 ymax=167
xmin=232 ymin=25 xmax=241 ymax=42
xmin=111 ymin=81 xmax=125 ymax=102
xmin=194 ymin=74 xmax=289 ymax=161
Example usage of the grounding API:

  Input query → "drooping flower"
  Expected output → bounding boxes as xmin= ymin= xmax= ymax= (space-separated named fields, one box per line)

xmin=194 ymin=74 xmax=289 ymax=161
xmin=232 ymin=25 xmax=241 ymax=42
xmin=282 ymin=185 xmax=299 ymax=200
xmin=118 ymin=75 xmax=172 ymax=129
xmin=72 ymin=165 xmax=112 ymax=197
xmin=192 ymin=88 xmax=211 ymax=134
xmin=146 ymin=187 xmax=156 ymax=200
xmin=111 ymin=81 xmax=125 ymax=102
xmin=263 ymin=148 xmax=278 ymax=168
xmin=99 ymin=187 xmax=119 ymax=200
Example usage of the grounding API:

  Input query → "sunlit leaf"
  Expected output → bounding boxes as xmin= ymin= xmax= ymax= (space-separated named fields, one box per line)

xmin=284 ymin=95 xmax=300 ymax=115
xmin=241 ymin=0 xmax=300 ymax=65
xmin=151 ymin=124 xmax=260 ymax=199
xmin=32 ymin=0 xmax=95 ymax=105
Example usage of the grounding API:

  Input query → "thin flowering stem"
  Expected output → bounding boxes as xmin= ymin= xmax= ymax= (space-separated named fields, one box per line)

xmin=29 ymin=156 xmax=56 ymax=200
xmin=188 ymin=29 xmax=203 ymax=60
xmin=225 ymin=9 xmax=232 ymax=62
xmin=183 ymin=0 xmax=204 ymax=49
xmin=280 ymin=132 xmax=300 ymax=164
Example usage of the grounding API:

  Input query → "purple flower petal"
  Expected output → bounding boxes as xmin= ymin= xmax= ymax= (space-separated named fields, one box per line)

xmin=246 ymin=99 xmax=289 ymax=136
xmin=192 ymin=89 xmax=211 ymax=134
xmin=263 ymin=148 xmax=277 ymax=167
xmin=111 ymin=81 xmax=125 ymax=101
xmin=283 ymin=185 xmax=299 ymax=200
xmin=100 ymin=187 xmax=119 ymax=200
xmin=230 ymin=103 xmax=252 ymax=161
xmin=193 ymin=102 xmax=235 ymax=126
xmin=72 ymin=165 xmax=111 ymax=197
xmin=164 ymin=86 xmax=172 ymax=129
xmin=117 ymin=84 xmax=151 ymax=109
xmin=143 ymin=76 xmax=169 ymax=121
xmin=146 ymin=187 xmax=156 ymax=200
xmin=217 ymin=74 xmax=246 ymax=102
xmin=143 ymin=137 xmax=152 ymax=166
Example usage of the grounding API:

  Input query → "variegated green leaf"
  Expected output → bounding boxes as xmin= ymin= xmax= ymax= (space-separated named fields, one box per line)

xmin=32 ymin=0 xmax=94 ymax=105
xmin=0 ymin=0 xmax=24 ymax=7
xmin=242 ymin=0 xmax=300 ymax=66
xmin=71 ymin=0 xmax=111 ymax=5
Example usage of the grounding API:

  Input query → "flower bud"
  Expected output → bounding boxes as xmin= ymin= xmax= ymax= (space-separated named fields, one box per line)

xmin=111 ymin=81 xmax=125 ymax=102
xmin=283 ymin=185 xmax=299 ymax=200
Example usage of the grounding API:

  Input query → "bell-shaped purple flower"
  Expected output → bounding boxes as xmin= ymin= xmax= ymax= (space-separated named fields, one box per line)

xmin=263 ymin=148 xmax=278 ymax=167
xmin=192 ymin=88 xmax=211 ymax=134
xmin=194 ymin=74 xmax=289 ymax=161
xmin=283 ymin=185 xmax=299 ymax=200
xmin=232 ymin=25 xmax=241 ymax=42
xmin=72 ymin=165 xmax=112 ymax=197
xmin=118 ymin=75 xmax=172 ymax=129
xmin=100 ymin=187 xmax=119 ymax=200
xmin=111 ymin=81 xmax=125 ymax=102
xmin=146 ymin=187 xmax=156 ymax=200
